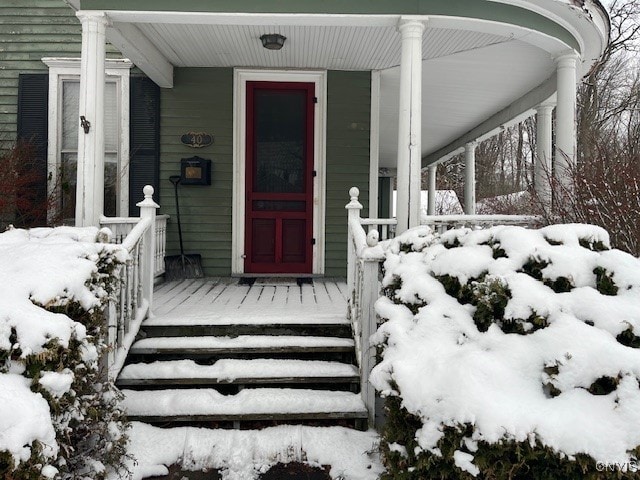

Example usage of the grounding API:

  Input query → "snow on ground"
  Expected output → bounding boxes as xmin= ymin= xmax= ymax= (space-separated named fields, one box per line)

xmin=126 ymin=422 xmax=383 ymax=480
xmin=371 ymin=224 xmax=640 ymax=472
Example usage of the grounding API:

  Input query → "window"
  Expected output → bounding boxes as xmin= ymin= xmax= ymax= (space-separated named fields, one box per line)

xmin=43 ymin=58 xmax=132 ymax=223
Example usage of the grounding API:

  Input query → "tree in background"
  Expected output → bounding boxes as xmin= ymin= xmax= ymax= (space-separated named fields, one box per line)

xmin=432 ymin=0 xmax=640 ymax=255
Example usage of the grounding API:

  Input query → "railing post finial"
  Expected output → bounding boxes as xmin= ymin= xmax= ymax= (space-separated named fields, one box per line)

xmin=346 ymin=186 xmax=363 ymax=212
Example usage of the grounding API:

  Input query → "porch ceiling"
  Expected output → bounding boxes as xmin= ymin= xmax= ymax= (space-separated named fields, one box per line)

xmin=97 ymin=9 xmax=605 ymax=167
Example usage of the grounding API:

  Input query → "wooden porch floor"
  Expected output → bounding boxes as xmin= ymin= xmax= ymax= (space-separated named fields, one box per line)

xmin=149 ymin=277 xmax=349 ymax=325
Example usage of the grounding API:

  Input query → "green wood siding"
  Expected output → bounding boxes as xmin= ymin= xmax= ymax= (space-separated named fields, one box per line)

xmin=159 ymin=69 xmax=370 ymax=277
xmin=325 ymin=71 xmax=370 ymax=276
xmin=0 ymin=0 xmax=123 ymax=153
xmin=0 ymin=0 xmax=80 ymax=152
xmin=159 ymin=68 xmax=234 ymax=276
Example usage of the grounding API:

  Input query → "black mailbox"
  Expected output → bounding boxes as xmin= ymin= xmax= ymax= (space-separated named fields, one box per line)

xmin=180 ymin=156 xmax=211 ymax=185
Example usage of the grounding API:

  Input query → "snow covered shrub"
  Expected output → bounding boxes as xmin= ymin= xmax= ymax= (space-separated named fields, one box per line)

xmin=0 ymin=227 xmax=130 ymax=479
xmin=371 ymin=224 xmax=640 ymax=479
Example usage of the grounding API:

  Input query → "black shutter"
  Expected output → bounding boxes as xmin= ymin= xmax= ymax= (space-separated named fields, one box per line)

xmin=17 ymin=74 xmax=49 ymax=226
xmin=129 ymin=76 xmax=160 ymax=216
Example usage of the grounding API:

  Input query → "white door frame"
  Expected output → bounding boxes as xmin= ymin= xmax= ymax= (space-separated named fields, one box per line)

xmin=232 ymin=68 xmax=327 ymax=275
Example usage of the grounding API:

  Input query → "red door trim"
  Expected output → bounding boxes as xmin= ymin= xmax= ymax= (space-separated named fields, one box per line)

xmin=244 ymin=81 xmax=315 ymax=274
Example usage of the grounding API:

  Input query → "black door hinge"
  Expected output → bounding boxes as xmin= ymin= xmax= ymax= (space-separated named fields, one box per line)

xmin=312 ymin=170 xmax=317 ymax=177
xmin=313 ymin=97 xmax=318 ymax=104
xmin=311 ymin=238 xmax=316 ymax=245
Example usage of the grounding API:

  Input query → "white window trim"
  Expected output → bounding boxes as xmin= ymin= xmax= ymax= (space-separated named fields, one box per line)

xmin=232 ymin=69 xmax=327 ymax=275
xmin=42 ymin=57 xmax=132 ymax=220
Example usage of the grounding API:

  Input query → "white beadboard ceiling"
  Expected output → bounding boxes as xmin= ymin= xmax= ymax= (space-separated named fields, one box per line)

xmin=111 ymin=17 xmax=561 ymax=165
xmin=137 ymin=23 xmax=510 ymax=70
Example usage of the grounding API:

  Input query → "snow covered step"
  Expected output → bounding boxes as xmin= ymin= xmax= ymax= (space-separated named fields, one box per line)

xmin=129 ymin=335 xmax=355 ymax=356
xmin=117 ymin=359 xmax=359 ymax=388
xmin=143 ymin=311 xmax=349 ymax=327
xmin=140 ymin=321 xmax=352 ymax=339
xmin=121 ymin=387 xmax=368 ymax=424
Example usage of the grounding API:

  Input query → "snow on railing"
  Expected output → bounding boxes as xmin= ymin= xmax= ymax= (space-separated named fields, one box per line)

xmin=102 ymin=186 xmax=159 ymax=380
xmin=346 ymin=187 xmax=541 ymax=427
xmin=100 ymin=213 xmax=169 ymax=278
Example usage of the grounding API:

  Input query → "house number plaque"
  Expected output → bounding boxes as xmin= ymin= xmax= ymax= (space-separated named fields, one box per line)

xmin=180 ymin=131 xmax=213 ymax=148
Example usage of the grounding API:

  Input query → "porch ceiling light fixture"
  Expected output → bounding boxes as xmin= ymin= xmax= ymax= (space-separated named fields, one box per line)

xmin=260 ymin=33 xmax=286 ymax=50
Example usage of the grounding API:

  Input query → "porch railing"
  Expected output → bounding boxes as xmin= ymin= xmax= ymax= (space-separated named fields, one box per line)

xmin=346 ymin=187 xmax=541 ymax=427
xmin=102 ymin=186 xmax=159 ymax=380
xmin=422 ymin=213 xmax=541 ymax=234
xmin=100 ymin=213 xmax=169 ymax=278
xmin=346 ymin=187 xmax=392 ymax=427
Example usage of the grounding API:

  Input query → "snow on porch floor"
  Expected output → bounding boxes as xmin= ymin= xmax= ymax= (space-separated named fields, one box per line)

xmin=148 ymin=277 xmax=349 ymax=325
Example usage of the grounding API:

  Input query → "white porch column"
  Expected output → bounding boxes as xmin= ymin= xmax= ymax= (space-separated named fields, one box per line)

xmin=535 ymin=103 xmax=554 ymax=210
xmin=75 ymin=11 xmax=108 ymax=227
xmin=427 ymin=165 xmax=436 ymax=215
xmin=396 ymin=17 xmax=426 ymax=233
xmin=464 ymin=141 xmax=477 ymax=215
xmin=554 ymin=52 xmax=579 ymax=195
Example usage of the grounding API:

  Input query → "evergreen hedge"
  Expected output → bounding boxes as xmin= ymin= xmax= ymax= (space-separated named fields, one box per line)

xmin=373 ymin=225 xmax=640 ymax=479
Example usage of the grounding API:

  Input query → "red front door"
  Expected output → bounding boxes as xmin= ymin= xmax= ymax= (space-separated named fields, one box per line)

xmin=245 ymin=81 xmax=315 ymax=274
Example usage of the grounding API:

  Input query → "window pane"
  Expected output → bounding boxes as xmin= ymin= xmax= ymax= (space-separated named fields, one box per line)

xmin=104 ymin=152 xmax=118 ymax=217
xmin=59 ymin=79 xmax=119 ymax=221
xmin=61 ymin=152 xmax=77 ymax=224
xmin=62 ymin=81 xmax=79 ymax=151
xmin=104 ymin=82 xmax=118 ymax=152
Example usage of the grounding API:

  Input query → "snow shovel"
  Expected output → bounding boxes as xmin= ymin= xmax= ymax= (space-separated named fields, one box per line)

xmin=164 ymin=175 xmax=204 ymax=281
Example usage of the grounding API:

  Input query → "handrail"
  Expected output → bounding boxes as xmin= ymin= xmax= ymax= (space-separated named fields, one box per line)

xmin=104 ymin=186 xmax=159 ymax=380
xmin=422 ymin=213 xmax=541 ymax=233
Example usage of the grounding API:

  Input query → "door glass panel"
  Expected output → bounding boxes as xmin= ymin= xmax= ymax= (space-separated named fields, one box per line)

xmin=253 ymin=200 xmax=305 ymax=212
xmin=254 ymin=89 xmax=306 ymax=193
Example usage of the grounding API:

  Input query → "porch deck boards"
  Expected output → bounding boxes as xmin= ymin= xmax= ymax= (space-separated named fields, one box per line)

xmin=149 ymin=277 xmax=349 ymax=325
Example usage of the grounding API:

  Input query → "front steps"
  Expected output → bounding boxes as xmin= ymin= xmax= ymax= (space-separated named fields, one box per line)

xmin=117 ymin=300 xmax=368 ymax=430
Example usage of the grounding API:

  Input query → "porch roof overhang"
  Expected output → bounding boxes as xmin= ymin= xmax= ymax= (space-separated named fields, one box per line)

xmin=70 ymin=0 xmax=609 ymax=168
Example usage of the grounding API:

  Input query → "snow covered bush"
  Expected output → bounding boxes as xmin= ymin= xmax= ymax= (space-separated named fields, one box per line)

xmin=371 ymin=224 xmax=640 ymax=479
xmin=0 ymin=227 xmax=130 ymax=479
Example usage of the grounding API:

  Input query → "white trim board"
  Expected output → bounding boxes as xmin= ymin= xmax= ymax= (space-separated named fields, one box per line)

xmin=232 ymin=69 xmax=327 ymax=275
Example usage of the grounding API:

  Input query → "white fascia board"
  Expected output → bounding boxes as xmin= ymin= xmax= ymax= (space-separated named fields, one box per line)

xmin=105 ymin=10 xmax=403 ymax=27
xmin=106 ymin=20 xmax=174 ymax=88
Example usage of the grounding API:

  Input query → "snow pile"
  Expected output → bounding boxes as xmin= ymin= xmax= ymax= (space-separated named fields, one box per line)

xmin=0 ymin=374 xmax=57 ymax=464
xmin=0 ymin=226 xmax=127 ymax=476
xmin=126 ymin=422 xmax=383 ymax=480
xmin=371 ymin=224 xmax=640 ymax=476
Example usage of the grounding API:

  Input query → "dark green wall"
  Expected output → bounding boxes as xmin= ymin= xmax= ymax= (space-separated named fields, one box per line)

xmin=325 ymin=70 xmax=370 ymax=276
xmin=159 ymin=68 xmax=371 ymax=277
xmin=159 ymin=68 xmax=234 ymax=276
